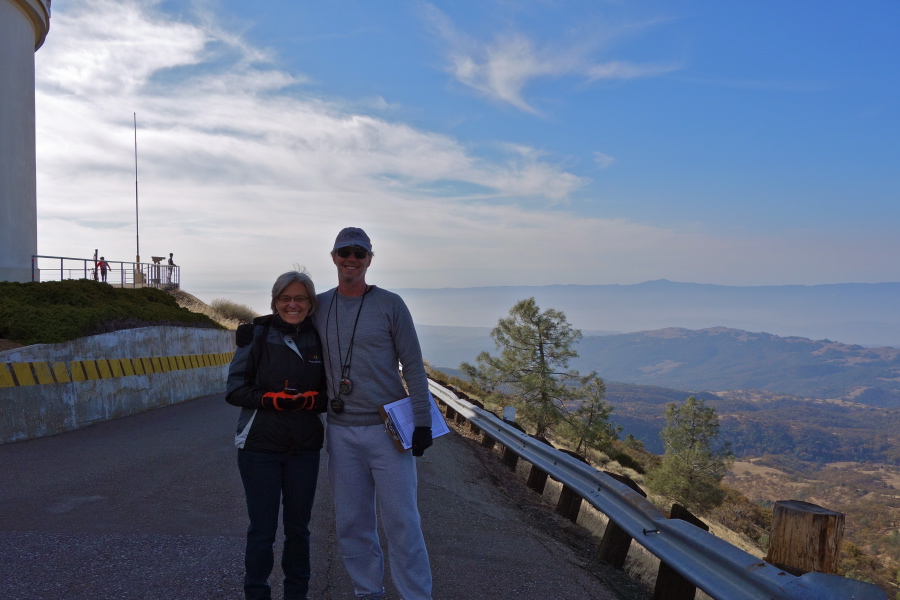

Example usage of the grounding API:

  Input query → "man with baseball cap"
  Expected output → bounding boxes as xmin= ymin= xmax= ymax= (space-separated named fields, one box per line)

xmin=315 ymin=227 xmax=434 ymax=600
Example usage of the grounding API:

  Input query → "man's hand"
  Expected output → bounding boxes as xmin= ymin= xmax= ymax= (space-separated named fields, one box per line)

xmin=411 ymin=427 xmax=433 ymax=457
xmin=236 ymin=323 xmax=254 ymax=347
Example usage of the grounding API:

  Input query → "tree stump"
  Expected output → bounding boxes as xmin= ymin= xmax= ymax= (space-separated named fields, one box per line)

xmin=765 ymin=500 xmax=844 ymax=575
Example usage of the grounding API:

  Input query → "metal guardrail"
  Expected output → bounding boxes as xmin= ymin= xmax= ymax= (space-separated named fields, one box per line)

xmin=31 ymin=255 xmax=179 ymax=290
xmin=428 ymin=380 xmax=887 ymax=600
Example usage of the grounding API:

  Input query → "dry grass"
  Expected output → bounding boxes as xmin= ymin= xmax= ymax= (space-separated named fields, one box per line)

xmin=164 ymin=289 xmax=254 ymax=330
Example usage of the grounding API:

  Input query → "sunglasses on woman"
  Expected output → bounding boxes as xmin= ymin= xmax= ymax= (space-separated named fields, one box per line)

xmin=335 ymin=247 xmax=369 ymax=259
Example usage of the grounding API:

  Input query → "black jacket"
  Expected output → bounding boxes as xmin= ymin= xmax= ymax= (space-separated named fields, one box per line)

xmin=226 ymin=314 xmax=326 ymax=454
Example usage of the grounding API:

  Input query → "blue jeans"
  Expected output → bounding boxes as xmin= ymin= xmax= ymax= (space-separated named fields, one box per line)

xmin=238 ymin=449 xmax=320 ymax=600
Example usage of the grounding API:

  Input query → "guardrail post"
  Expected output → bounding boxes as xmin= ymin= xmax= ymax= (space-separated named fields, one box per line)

xmin=652 ymin=504 xmax=709 ymax=600
xmin=445 ymin=403 xmax=458 ymax=422
xmin=554 ymin=449 xmax=589 ymax=522
xmin=597 ymin=471 xmax=647 ymax=569
xmin=764 ymin=500 xmax=844 ymax=576
xmin=468 ymin=399 xmax=484 ymax=435
xmin=500 ymin=420 xmax=526 ymax=470
xmin=525 ymin=436 xmax=555 ymax=493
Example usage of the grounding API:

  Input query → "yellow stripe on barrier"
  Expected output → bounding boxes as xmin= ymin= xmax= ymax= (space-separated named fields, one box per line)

xmin=32 ymin=362 xmax=55 ymax=385
xmin=0 ymin=352 xmax=229 ymax=387
xmin=96 ymin=360 xmax=112 ymax=379
xmin=52 ymin=362 xmax=71 ymax=383
xmin=70 ymin=361 xmax=87 ymax=382
xmin=121 ymin=359 xmax=135 ymax=377
xmin=12 ymin=363 xmax=36 ymax=386
xmin=83 ymin=361 xmax=100 ymax=380
xmin=0 ymin=364 xmax=15 ymax=388
xmin=109 ymin=359 xmax=124 ymax=378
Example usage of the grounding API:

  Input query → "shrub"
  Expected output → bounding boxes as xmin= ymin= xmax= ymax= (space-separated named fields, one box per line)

xmin=210 ymin=298 xmax=258 ymax=324
xmin=0 ymin=280 xmax=222 ymax=345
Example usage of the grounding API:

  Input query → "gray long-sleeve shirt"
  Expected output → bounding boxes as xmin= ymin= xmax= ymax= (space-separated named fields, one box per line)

xmin=314 ymin=285 xmax=432 ymax=428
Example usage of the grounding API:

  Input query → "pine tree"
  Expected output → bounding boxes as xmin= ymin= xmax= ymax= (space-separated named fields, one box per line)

xmin=564 ymin=374 xmax=620 ymax=455
xmin=461 ymin=298 xmax=588 ymax=437
xmin=648 ymin=396 xmax=733 ymax=513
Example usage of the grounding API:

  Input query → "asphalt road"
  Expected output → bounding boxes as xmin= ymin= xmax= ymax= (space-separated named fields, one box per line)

xmin=0 ymin=394 xmax=642 ymax=600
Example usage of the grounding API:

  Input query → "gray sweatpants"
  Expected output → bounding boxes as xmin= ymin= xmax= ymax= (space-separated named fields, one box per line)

xmin=326 ymin=423 xmax=433 ymax=600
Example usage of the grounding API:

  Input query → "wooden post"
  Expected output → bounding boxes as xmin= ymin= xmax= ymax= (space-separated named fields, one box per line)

xmin=597 ymin=471 xmax=647 ymax=569
xmin=469 ymin=400 xmax=484 ymax=435
xmin=501 ymin=445 xmax=520 ymax=470
xmin=765 ymin=500 xmax=844 ymax=575
xmin=445 ymin=404 xmax=457 ymax=421
xmin=554 ymin=449 xmax=588 ymax=522
xmin=481 ymin=410 xmax=502 ymax=449
xmin=653 ymin=504 xmax=708 ymax=600
xmin=525 ymin=436 xmax=554 ymax=494
xmin=500 ymin=419 xmax=526 ymax=470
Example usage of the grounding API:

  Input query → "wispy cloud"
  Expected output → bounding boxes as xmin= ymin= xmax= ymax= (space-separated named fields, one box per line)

xmin=34 ymin=0 xmax=589 ymax=291
xmin=421 ymin=3 xmax=678 ymax=114
xmin=32 ymin=0 xmax=893 ymax=314
xmin=593 ymin=152 xmax=616 ymax=169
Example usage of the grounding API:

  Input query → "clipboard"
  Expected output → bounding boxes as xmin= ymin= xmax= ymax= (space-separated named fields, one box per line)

xmin=379 ymin=391 xmax=450 ymax=452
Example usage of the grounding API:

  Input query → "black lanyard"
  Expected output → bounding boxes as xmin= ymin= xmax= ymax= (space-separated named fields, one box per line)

xmin=326 ymin=286 xmax=369 ymax=399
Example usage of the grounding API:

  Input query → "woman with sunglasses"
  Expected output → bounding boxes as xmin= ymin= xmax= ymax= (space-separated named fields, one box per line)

xmin=226 ymin=270 xmax=327 ymax=600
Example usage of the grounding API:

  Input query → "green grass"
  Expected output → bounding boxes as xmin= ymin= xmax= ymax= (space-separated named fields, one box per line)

xmin=0 ymin=280 xmax=223 ymax=346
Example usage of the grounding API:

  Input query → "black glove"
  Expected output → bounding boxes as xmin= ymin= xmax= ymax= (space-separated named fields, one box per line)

xmin=411 ymin=426 xmax=433 ymax=457
xmin=236 ymin=323 xmax=254 ymax=347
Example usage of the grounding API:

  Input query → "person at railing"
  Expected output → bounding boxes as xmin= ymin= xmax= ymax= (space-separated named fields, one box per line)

xmin=166 ymin=252 xmax=176 ymax=283
xmin=96 ymin=256 xmax=110 ymax=283
xmin=227 ymin=270 xmax=327 ymax=600
xmin=315 ymin=227 xmax=434 ymax=600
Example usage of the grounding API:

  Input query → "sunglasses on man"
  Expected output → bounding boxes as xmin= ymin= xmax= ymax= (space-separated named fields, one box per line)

xmin=335 ymin=247 xmax=369 ymax=259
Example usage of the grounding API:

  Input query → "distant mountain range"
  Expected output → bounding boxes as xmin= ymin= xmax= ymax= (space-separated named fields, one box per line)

xmin=401 ymin=280 xmax=900 ymax=348
xmin=424 ymin=327 xmax=900 ymax=463
xmin=419 ymin=325 xmax=900 ymax=408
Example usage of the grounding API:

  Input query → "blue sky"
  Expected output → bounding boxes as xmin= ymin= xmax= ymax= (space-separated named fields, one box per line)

xmin=33 ymin=0 xmax=900 ymax=315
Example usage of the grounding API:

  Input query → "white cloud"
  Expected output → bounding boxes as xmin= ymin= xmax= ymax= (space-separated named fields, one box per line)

xmin=30 ymin=0 xmax=896 ymax=317
xmin=421 ymin=4 xmax=678 ymax=114
xmin=593 ymin=152 xmax=616 ymax=169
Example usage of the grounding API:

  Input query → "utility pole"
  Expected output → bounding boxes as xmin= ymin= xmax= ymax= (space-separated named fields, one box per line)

xmin=134 ymin=112 xmax=140 ymax=264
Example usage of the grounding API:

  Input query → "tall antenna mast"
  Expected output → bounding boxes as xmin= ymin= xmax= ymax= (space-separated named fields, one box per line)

xmin=134 ymin=112 xmax=140 ymax=264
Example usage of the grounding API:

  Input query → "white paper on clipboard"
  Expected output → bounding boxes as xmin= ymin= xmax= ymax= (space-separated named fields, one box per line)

xmin=380 ymin=391 xmax=450 ymax=451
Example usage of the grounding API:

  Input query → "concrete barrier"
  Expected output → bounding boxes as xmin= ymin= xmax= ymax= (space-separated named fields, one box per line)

xmin=0 ymin=326 xmax=235 ymax=444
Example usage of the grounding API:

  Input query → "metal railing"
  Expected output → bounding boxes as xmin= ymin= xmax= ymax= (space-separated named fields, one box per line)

xmin=428 ymin=380 xmax=887 ymax=600
xmin=31 ymin=255 xmax=180 ymax=290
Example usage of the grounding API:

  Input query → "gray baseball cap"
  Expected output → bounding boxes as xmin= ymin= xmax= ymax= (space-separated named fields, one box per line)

xmin=332 ymin=227 xmax=372 ymax=253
